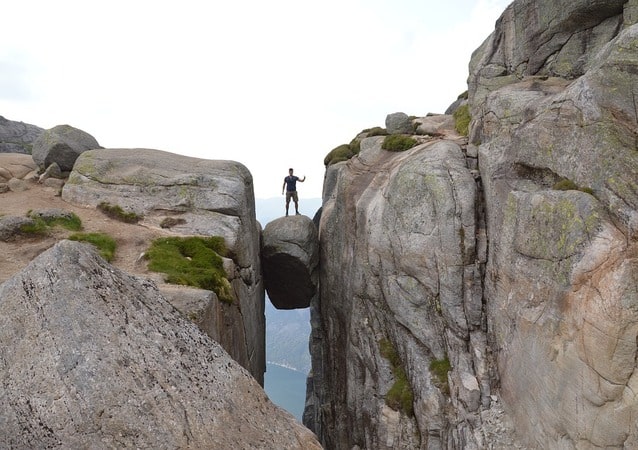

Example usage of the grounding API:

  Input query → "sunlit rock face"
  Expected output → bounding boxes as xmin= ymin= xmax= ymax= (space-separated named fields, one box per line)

xmin=0 ymin=240 xmax=321 ymax=449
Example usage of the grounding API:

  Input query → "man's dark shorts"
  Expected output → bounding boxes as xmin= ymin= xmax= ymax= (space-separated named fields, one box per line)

xmin=286 ymin=191 xmax=298 ymax=202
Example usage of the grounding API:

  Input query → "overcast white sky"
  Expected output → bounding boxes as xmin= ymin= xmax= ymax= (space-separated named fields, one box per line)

xmin=0 ymin=0 xmax=511 ymax=199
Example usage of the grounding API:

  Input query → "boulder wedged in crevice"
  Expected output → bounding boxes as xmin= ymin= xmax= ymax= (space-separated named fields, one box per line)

xmin=262 ymin=215 xmax=319 ymax=309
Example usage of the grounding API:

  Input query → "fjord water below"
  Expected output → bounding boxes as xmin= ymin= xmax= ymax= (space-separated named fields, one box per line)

xmin=264 ymin=363 xmax=308 ymax=422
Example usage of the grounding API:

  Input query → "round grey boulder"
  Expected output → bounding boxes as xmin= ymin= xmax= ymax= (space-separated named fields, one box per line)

xmin=262 ymin=215 xmax=319 ymax=309
xmin=32 ymin=124 xmax=101 ymax=171
xmin=385 ymin=112 xmax=413 ymax=135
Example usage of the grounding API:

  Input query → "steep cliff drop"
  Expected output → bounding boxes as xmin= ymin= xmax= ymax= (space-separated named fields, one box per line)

xmin=304 ymin=118 xmax=509 ymax=448
xmin=304 ymin=1 xmax=638 ymax=448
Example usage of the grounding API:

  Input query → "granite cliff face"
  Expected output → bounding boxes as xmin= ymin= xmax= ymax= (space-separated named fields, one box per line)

xmin=305 ymin=127 xmax=496 ymax=449
xmin=304 ymin=1 xmax=638 ymax=448
xmin=470 ymin=1 xmax=638 ymax=447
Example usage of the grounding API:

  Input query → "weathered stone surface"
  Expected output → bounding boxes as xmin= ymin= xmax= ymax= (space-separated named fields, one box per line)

xmin=0 ymin=116 xmax=43 ymax=154
xmin=0 ymin=153 xmax=38 ymax=182
xmin=38 ymin=161 xmax=63 ymax=182
xmin=469 ymin=2 xmax=638 ymax=448
xmin=7 ymin=178 xmax=29 ymax=192
xmin=160 ymin=284 xmax=252 ymax=361
xmin=445 ymin=97 xmax=466 ymax=115
xmin=413 ymin=113 xmax=456 ymax=136
xmin=262 ymin=215 xmax=319 ymax=309
xmin=28 ymin=208 xmax=76 ymax=222
xmin=0 ymin=216 xmax=34 ymax=241
xmin=0 ymin=240 xmax=320 ymax=449
xmin=385 ymin=112 xmax=413 ymax=134
xmin=306 ymin=136 xmax=499 ymax=448
xmin=32 ymin=124 xmax=101 ymax=171
xmin=62 ymin=148 xmax=265 ymax=383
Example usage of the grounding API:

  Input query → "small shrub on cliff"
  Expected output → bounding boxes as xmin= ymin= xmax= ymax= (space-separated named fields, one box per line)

xmin=381 ymin=135 xmax=417 ymax=152
xmin=97 ymin=202 xmax=142 ymax=224
xmin=145 ymin=236 xmax=233 ymax=303
xmin=324 ymin=141 xmax=361 ymax=167
xmin=69 ymin=232 xmax=117 ymax=262
xmin=453 ymin=103 xmax=471 ymax=136
xmin=379 ymin=338 xmax=414 ymax=416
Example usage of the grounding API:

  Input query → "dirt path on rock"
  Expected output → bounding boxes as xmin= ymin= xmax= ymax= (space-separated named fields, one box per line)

xmin=0 ymin=180 xmax=168 ymax=284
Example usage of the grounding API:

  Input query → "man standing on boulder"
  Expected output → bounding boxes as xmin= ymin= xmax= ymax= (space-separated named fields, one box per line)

xmin=282 ymin=168 xmax=306 ymax=216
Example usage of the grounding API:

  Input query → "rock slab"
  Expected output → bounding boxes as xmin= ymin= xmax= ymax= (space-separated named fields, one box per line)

xmin=62 ymin=148 xmax=265 ymax=383
xmin=0 ymin=240 xmax=320 ymax=449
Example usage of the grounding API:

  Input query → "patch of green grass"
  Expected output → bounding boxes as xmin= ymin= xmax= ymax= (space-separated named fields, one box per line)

xmin=429 ymin=357 xmax=451 ymax=395
xmin=145 ymin=236 xmax=233 ymax=303
xmin=379 ymin=338 xmax=414 ymax=416
xmin=20 ymin=211 xmax=83 ymax=236
xmin=19 ymin=217 xmax=49 ymax=236
xmin=97 ymin=202 xmax=142 ymax=223
xmin=41 ymin=213 xmax=82 ymax=231
xmin=55 ymin=214 xmax=82 ymax=231
xmin=453 ymin=103 xmax=471 ymax=136
xmin=69 ymin=232 xmax=117 ymax=262
xmin=381 ymin=135 xmax=417 ymax=152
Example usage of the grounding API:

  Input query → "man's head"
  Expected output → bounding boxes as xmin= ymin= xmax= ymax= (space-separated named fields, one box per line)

xmin=289 ymin=168 xmax=294 ymax=175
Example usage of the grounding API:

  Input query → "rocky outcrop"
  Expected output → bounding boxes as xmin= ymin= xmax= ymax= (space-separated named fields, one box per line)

xmin=0 ymin=116 xmax=43 ymax=154
xmin=467 ymin=1 xmax=638 ymax=447
xmin=0 ymin=240 xmax=320 ymax=449
xmin=62 ymin=148 xmax=265 ymax=383
xmin=305 ymin=129 xmax=501 ymax=448
xmin=413 ymin=113 xmax=456 ymax=136
xmin=307 ymin=2 xmax=638 ymax=449
xmin=262 ymin=215 xmax=319 ymax=309
xmin=32 ymin=124 xmax=101 ymax=171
